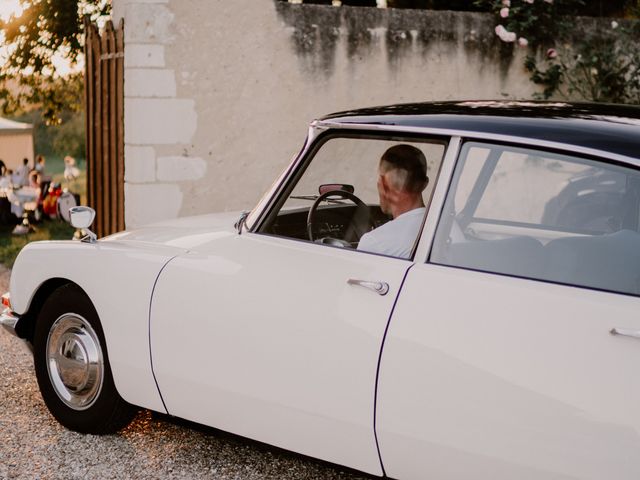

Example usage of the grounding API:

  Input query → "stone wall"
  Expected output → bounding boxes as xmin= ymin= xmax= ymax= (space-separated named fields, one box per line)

xmin=112 ymin=0 xmax=540 ymax=228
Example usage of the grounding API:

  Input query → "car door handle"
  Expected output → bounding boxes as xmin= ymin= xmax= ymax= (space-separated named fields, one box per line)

xmin=610 ymin=327 xmax=640 ymax=339
xmin=347 ymin=278 xmax=389 ymax=296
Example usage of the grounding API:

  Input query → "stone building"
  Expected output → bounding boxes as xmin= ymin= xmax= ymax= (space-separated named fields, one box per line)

xmin=0 ymin=117 xmax=34 ymax=172
xmin=111 ymin=0 xmax=536 ymax=228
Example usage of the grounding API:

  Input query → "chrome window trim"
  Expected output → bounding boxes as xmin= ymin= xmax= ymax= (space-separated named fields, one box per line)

xmin=413 ymin=136 xmax=461 ymax=263
xmin=248 ymin=118 xmax=640 ymax=237
xmin=249 ymin=124 xmax=449 ymax=235
xmin=315 ymin=120 xmax=640 ymax=169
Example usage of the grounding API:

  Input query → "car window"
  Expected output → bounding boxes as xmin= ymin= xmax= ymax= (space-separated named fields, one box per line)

xmin=431 ymin=141 xmax=640 ymax=295
xmin=258 ymin=135 xmax=445 ymax=259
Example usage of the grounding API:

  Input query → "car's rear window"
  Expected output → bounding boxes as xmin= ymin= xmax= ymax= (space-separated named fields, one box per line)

xmin=430 ymin=141 xmax=640 ymax=296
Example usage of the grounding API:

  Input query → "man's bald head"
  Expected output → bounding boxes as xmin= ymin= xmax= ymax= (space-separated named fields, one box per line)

xmin=379 ymin=144 xmax=429 ymax=194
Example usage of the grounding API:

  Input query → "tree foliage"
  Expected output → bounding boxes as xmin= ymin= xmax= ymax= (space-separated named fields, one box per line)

xmin=0 ymin=0 xmax=110 ymax=124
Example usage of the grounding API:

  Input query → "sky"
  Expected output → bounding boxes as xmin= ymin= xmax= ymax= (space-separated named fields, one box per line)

xmin=0 ymin=0 xmax=77 ymax=75
xmin=0 ymin=0 xmax=24 ymax=72
xmin=0 ymin=0 xmax=22 ymax=21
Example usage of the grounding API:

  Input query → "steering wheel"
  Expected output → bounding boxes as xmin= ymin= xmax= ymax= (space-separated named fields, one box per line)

xmin=307 ymin=190 xmax=371 ymax=246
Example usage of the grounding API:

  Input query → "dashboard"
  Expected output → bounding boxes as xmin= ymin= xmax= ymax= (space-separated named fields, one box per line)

xmin=264 ymin=204 xmax=390 ymax=242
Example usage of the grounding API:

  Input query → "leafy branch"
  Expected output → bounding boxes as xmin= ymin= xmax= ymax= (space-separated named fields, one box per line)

xmin=0 ymin=0 xmax=110 ymax=123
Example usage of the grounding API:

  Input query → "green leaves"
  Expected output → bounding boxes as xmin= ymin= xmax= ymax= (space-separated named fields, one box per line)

xmin=482 ymin=0 xmax=639 ymax=103
xmin=527 ymin=23 xmax=640 ymax=103
xmin=0 ymin=0 xmax=110 ymax=122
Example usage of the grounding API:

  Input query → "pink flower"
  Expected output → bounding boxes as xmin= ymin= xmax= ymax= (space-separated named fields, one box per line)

xmin=546 ymin=48 xmax=557 ymax=59
xmin=495 ymin=25 xmax=516 ymax=42
xmin=518 ymin=37 xmax=529 ymax=47
xmin=502 ymin=0 xmax=510 ymax=5
xmin=500 ymin=7 xmax=509 ymax=18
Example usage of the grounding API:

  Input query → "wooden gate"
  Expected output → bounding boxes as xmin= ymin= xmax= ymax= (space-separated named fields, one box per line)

xmin=84 ymin=19 xmax=125 ymax=238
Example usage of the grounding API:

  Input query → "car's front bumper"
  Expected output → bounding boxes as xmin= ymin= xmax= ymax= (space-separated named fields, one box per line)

xmin=0 ymin=307 xmax=20 ymax=337
xmin=0 ymin=307 xmax=33 ymax=353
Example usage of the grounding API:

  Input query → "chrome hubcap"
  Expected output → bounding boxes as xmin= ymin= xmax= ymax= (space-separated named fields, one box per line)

xmin=46 ymin=314 xmax=103 ymax=410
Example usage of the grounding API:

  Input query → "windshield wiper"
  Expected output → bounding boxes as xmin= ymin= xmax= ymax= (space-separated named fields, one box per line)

xmin=289 ymin=195 xmax=318 ymax=201
xmin=289 ymin=195 xmax=348 ymax=205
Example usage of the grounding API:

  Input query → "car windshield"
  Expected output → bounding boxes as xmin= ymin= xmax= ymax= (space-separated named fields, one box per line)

xmin=257 ymin=134 xmax=445 ymax=257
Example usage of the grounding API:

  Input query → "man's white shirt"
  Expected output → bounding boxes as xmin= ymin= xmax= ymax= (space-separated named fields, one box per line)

xmin=357 ymin=207 xmax=426 ymax=259
xmin=15 ymin=165 xmax=29 ymax=187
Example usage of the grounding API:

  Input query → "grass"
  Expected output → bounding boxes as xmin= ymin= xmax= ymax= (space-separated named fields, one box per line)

xmin=0 ymin=157 xmax=87 ymax=268
xmin=0 ymin=218 xmax=76 ymax=268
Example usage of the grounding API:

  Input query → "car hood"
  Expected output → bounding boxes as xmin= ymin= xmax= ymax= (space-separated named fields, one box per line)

xmin=103 ymin=211 xmax=242 ymax=250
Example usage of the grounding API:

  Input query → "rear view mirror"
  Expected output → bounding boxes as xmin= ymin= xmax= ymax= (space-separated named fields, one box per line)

xmin=69 ymin=206 xmax=95 ymax=229
xmin=319 ymin=184 xmax=354 ymax=196
xmin=69 ymin=206 xmax=98 ymax=243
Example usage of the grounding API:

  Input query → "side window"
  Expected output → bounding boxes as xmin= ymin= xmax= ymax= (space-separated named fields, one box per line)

xmin=259 ymin=135 xmax=445 ymax=259
xmin=431 ymin=142 xmax=640 ymax=295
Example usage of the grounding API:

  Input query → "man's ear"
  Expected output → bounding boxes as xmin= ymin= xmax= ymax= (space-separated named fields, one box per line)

xmin=380 ymin=173 xmax=393 ymax=194
xmin=379 ymin=172 xmax=390 ymax=193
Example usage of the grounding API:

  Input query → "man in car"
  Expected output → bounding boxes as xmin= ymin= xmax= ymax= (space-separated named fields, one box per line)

xmin=357 ymin=144 xmax=428 ymax=259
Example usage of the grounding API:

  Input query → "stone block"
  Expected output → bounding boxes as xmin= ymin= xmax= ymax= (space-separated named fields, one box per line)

xmin=125 ymin=182 xmax=182 ymax=228
xmin=125 ymin=44 xmax=166 ymax=68
xmin=123 ymin=3 xmax=174 ymax=44
xmin=157 ymin=156 xmax=207 ymax=182
xmin=125 ymin=69 xmax=176 ymax=98
xmin=124 ymin=146 xmax=156 ymax=183
xmin=125 ymin=98 xmax=197 ymax=145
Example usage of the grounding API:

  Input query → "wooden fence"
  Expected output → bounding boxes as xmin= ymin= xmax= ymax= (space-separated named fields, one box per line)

xmin=84 ymin=18 xmax=125 ymax=238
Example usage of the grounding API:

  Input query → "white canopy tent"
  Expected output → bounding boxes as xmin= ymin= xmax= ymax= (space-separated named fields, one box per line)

xmin=0 ymin=117 xmax=34 ymax=173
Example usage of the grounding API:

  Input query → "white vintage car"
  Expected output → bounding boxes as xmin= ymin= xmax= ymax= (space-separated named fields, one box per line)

xmin=2 ymin=101 xmax=640 ymax=480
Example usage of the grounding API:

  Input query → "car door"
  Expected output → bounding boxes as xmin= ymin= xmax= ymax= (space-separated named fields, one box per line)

xmin=377 ymin=141 xmax=640 ymax=479
xmin=149 ymin=133 xmax=447 ymax=475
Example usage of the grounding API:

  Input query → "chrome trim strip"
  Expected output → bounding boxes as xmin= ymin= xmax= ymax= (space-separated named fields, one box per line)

xmin=610 ymin=327 xmax=640 ymax=339
xmin=413 ymin=136 xmax=462 ymax=263
xmin=315 ymin=121 xmax=640 ymax=168
xmin=0 ymin=308 xmax=20 ymax=337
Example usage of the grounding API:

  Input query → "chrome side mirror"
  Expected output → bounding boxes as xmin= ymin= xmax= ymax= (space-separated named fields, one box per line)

xmin=235 ymin=210 xmax=249 ymax=235
xmin=69 ymin=206 xmax=98 ymax=243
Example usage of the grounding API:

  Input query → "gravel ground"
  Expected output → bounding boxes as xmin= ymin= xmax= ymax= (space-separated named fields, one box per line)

xmin=0 ymin=267 xmax=370 ymax=480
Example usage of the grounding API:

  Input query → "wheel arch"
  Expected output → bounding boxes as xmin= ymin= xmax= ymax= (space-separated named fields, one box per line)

xmin=9 ymin=240 xmax=179 ymax=413
xmin=14 ymin=277 xmax=80 ymax=344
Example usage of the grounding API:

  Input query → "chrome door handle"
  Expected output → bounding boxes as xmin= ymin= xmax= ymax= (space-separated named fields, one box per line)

xmin=347 ymin=278 xmax=389 ymax=296
xmin=610 ymin=327 xmax=640 ymax=339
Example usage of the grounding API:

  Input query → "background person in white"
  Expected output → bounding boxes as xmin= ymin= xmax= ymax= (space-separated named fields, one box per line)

xmin=357 ymin=144 xmax=429 ymax=259
xmin=15 ymin=158 xmax=30 ymax=187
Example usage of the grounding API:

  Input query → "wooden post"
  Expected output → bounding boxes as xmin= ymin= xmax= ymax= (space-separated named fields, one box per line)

xmin=84 ymin=19 xmax=125 ymax=237
xmin=116 ymin=19 xmax=125 ymax=232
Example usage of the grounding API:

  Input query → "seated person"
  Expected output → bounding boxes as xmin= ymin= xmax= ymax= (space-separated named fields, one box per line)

xmin=28 ymin=170 xmax=41 ymax=188
xmin=357 ymin=144 xmax=429 ymax=259
xmin=0 ymin=169 xmax=11 ymax=189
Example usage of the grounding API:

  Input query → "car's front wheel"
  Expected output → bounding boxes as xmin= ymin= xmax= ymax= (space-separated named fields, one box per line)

xmin=33 ymin=284 xmax=137 ymax=433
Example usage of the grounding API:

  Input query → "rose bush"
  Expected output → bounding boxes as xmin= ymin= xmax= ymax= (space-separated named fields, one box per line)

xmin=479 ymin=0 xmax=640 ymax=103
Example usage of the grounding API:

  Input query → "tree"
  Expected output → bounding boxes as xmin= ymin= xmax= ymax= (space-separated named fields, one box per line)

xmin=0 ymin=0 xmax=110 ymax=124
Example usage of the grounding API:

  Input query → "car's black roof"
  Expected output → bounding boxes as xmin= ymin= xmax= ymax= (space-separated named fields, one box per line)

xmin=320 ymin=101 xmax=640 ymax=160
